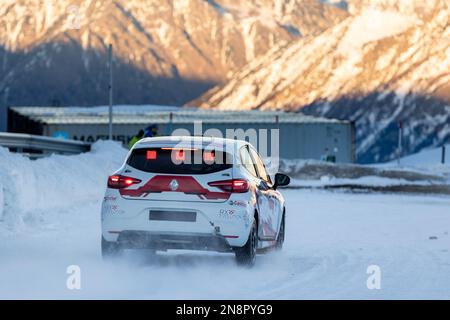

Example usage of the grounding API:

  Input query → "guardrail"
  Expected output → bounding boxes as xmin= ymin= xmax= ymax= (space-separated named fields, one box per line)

xmin=0 ymin=132 xmax=90 ymax=156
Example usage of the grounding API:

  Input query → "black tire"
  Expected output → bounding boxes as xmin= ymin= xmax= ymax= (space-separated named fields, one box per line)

xmin=235 ymin=220 xmax=258 ymax=267
xmin=275 ymin=214 xmax=285 ymax=250
xmin=101 ymin=236 xmax=123 ymax=259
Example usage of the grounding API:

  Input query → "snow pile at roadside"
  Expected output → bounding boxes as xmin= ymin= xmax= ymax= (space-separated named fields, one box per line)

xmin=0 ymin=140 xmax=127 ymax=233
xmin=277 ymin=145 xmax=450 ymax=190
xmin=381 ymin=144 xmax=450 ymax=175
xmin=289 ymin=175 xmax=440 ymax=188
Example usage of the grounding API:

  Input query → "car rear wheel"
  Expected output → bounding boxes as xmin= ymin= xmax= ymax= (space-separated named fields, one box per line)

xmin=101 ymin=236 xmax=123 ymax=259
xmin=275 ymin=214 xmax=285 ymax=250
xmin=235 ymin=220 xmax=257 ymax=267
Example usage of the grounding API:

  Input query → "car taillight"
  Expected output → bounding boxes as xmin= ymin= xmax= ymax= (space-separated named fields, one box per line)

xmin=108 ymin=175 xmax=142 ymax=189
xmin=208 ymin=179 xmax=249 ymax=193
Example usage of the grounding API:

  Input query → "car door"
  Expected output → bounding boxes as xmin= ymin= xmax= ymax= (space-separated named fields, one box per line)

xmin=248 ymin=147 xmax=282 ymax=241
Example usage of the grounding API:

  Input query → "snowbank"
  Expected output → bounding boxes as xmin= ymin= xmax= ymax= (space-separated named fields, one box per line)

xmin=0 ymin=140 xmax=127 ymax=232
xmin=383 ymin=144 xmax=450 ymax=173
xmin=277 ymin=146 xmax=450 ymax=191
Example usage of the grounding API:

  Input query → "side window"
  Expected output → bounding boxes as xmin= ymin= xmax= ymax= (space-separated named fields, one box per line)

xmin=239 ymin=147 xmax=258 ymax=177
xmin=249 ymin=147 xmax=272 ymax=184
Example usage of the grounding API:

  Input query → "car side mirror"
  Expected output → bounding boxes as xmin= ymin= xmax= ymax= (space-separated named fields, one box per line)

xmin=273 ymin=173 xmax=290 ymax=190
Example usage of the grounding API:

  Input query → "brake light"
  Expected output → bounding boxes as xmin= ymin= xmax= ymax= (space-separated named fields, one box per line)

xmin=208 ymin=179 xmax=249 ymax=193
xmin=146 ymin=150 xmax=157 ymax=160
xmin=108 ymin=175 xmax=142 ymax=189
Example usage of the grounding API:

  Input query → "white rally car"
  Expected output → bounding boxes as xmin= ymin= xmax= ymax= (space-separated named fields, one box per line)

xmin=101 ymin=136 xmax=290 ymax=266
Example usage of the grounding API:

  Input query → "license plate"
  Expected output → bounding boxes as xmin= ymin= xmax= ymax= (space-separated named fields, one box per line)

xmin=149 ymin=210 xmax=196 ymax=222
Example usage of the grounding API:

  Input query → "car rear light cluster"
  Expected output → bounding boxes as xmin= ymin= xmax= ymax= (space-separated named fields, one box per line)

xmin=108 ymin=175 xmax=142 ymax=189
xmin=208 ymin=179 xmax=249 ymax=193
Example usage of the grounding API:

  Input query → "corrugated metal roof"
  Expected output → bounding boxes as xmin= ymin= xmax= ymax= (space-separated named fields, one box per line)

xmin=10 ymin=105 xmax=349 ymax=125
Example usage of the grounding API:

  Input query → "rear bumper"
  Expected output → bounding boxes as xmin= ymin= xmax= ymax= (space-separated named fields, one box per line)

xmin=117 ymin=231 xmax=233 ymax=252
xmin=101 ymin=191 xmax=254 ymax=247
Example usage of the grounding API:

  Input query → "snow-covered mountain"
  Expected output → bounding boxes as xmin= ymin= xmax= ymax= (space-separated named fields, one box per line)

xmin=326 ymin=0 xmax=443 ymax=16
xmin=192 ymin=0 xmax=450 ymax=163
xmin=0 ymin=0 xmax=347 ymax=106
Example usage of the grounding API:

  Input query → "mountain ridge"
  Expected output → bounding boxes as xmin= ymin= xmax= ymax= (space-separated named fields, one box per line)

xmin=191 ymin=1 xmax=450 ymax=163
xmin=0 ymin=0 xmax=347 ymax=106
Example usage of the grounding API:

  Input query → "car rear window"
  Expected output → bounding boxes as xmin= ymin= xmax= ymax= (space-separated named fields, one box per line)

xmin=127 ymin=148 xmax=233 ymax=174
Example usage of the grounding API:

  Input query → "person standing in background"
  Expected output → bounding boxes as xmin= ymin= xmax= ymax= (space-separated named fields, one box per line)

xmin=128 ymin=129 xmax=144 ymax=149
xmin=144 ymin=124 xmax=159 ymax=138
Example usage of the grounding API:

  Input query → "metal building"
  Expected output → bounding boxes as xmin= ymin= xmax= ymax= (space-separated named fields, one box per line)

xmin=8 ymin=106 xmax=355 ymax=162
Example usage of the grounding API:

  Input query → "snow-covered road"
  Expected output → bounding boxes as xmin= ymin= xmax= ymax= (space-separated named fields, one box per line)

xmin=1 ymin=189 xmax=449 ymax=299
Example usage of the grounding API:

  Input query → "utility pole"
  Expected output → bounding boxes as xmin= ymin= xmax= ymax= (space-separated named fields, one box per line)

xmin=442 ymin=145 xmax=446 ymax=164
xmin=108 ymin=44 xmax=113 ymax=141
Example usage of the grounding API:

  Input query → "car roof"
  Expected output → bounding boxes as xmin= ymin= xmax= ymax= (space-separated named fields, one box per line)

xmin=134 ymin=136 xmax=249 ymax=150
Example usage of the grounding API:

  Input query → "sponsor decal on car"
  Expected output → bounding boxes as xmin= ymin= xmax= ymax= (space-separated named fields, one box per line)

xmin=102 ymin=203 xmax=125 ymax=215
xmin=228 ymin=200 xmax=247 ymax=207
xmin=219 ymin=209 xmax=236 ymax=219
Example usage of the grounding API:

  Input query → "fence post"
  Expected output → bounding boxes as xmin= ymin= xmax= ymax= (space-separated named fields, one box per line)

xmin=350 ymin=121 xmax=356 ymax=163
xmin=397 ymin=120 xmax=403 ymax=166
xmin=0 ymin=88 xmax=9 ymax=132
